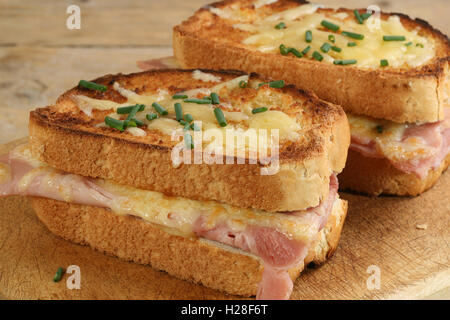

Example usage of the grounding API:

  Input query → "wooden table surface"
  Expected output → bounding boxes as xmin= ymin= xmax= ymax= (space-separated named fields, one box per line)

xmin=0 ymin=0 xmax=449 ymax=299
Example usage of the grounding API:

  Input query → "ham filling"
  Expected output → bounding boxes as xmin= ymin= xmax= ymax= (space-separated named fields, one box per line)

xmin=350 ymin=109 xmax=450 ymax=179
xmin=0 ymin=149 xmax=338 ymax=300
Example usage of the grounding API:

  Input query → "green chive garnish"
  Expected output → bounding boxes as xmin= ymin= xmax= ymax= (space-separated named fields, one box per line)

xmin=191 ymin=123 xmax=200 ymax=131
xmin=184 ymin=133 xmax=194 ymax=149
xmin=117 ymin=104 xmax=145 ymax=114
xmin=354 ymin=10 xmax=363 ymax=24
xmin=146 ymin=113 xmax=158 ymax=121
xmin=275 ymin=22 xmax=286 ymax=29
xmin=184 ymin=113 xmax=194 ymax=123
xmin=183 ymin=122 xmax=191 ymax=131
xmin=376 ymin=125 xmax=383 ymax=133
xmin=331 ymin=46 xmax=342 ymax=52
xmin=328 ymin=34 xmax=335 ymax=43
xmin=342 ymin=31 xmax=364 ymax=40
xmin=210 ymin=92 xmax=220 ymax=105
xmin=280 ymin=44 xmax=289 ymax=55
xmin=268 ymin=80 xmax=285 ymax=88
xmin=380 ymin=59 xmax=389 ymax=67
xmin=239 ymin=80 xmax=248 ymax=88
xmin=312 ymin=51 xmax=323 ymax=61
xmin=214 ymin=108 xmax=227 ymax=127
xmin=361 ymin=13 xmax=372 ymax=20
xmin=252 ymin=107 xmax=268 ymax=114
xmin=289 ymin=48 xmax=303 ymax=58
xmin=405 ymin=41 xmax=413 ymax=46
xmin=78 ymin=80 xmax=107 ymax=92
xmin=173 ymin=94 xmax=188 ymax=99
xmin=348 ymin=42 xmax=357 ymax=47
xmin=301 ymin=45 xmax=311 ymax=55
xmin=105 ymin=116 xmax=124 ymax=131
xmin=416 ymin=43 xmax=424 ymax=48
xmin=183 ymin=98 xmax=212 ymax=104
xmin=321 ymin=20 xmax=339 ymax=32
xmin=320 ymin=43 xmax=331 ymax=53
xmin=383 ymin=35 xmax=406 ymax=41
xmin=53 ymin=267 xmax=64 ymax=282
xmin=174 ymin=102 xmax=183 ymax=121
xmin=305 ymin=30 xmax=313 ymax=42
xmin=333 ymin=59 xmax=357 ymax=65
xmin=132 ymin=118 xmax=144 ymax=126
xmin=152 ymin=102 xmax=168 ymax=115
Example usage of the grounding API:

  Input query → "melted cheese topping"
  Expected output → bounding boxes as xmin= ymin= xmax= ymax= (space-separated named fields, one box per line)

xmin=348 ymin=114 xmax=436 ymax=161
xmin=73 ymin=75 xmax=304 ymax=153
xmin=234 ymin=4 xmax=435 ymax=68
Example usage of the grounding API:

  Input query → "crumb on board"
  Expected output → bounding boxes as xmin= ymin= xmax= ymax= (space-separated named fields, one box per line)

xmin=416 ymin=223 xmax=428 ymax=230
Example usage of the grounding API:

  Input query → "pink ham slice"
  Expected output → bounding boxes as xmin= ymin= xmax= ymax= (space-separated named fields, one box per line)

xmin=350 ymin=109 xmax=450 ymax=178
xmin=0 ymin=149 xmax=338 ymax=300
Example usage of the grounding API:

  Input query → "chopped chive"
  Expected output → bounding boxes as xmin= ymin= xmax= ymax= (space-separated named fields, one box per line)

xmin=210 ymin=92 xmax=220 ymax=104
xmin=380 ymin=59 xmax=389 ymax=67
xmin=353 ymin=10 xmax=364 ymax=24
xmin=184 ymin=113 xmax=194 ymax=123
xmin=252 ymin=107 xmax=268 ymax=114
xmin=305 ymin=30 xmax=313 ymax=42
xmin=341 ymin=31 xmax=364 ymax=40
xmin=184 ymin=133 xmax=194 ymax=149
xmin=289 ymin=47 xmax=303 ymax=58
xmin=331 ymin=45 xmax=342 ymax=52
xmin=333 ymin=59 xmax=357 ymax=65
xmin=361 ymin=12 xmax=372 ymax=20
xmin=416 ymin=43 xmax=424 ymax=48
xmin=320 ymin=42 xmax=331 ymax=53
xmin=239 ymin=80 xmax=248 ymax=88
xmin=174 ymin=102 xmax=183 ymax=121
xmin=383 ymin=35 xmax=406 ymax=41
xmin=125 ymin=119 xmax=137 ymax=128
xmin=328 ymin=34 xmax=335 ymax=43
xmin=105 ymin=116 xmax=124 ymax=131
xmin=117 ymin=104 xmax=145 ymax=114
xmin=301 ymin=45 xmax=311 ymax=55
xmin=214 ymin=108 xmax=227 ymax=127
xmin=123 ymin=104 xmax=141 ymax=128
xmin=78 ymin=80 xmax=107 ymax=92
xmin=183 ymin=122 xmax=191 ymax=131
xmin=269 ymin=80 xmax=285 ymax=88
xmin=376 ymin=125 xmax=383 ymax=133
xmin=191 ymin=123 xmax=200 ymax=131
xmin=312 ymin=51 xmax=323 ymax=61
xmin=152 ymin=102 xmax=168 ymax=115
xmin=172 ymin=94 xmax=188 ymax=99
xmin=132 ymin=118 xmax=144 ymax=126
xmin=347 ymin=42 xmax=357 ymax=47
xmin=275 ymin=22 xmax=286 ymax=29
xmin=279 ymin=44 xmax=289 ymax=55
xmin=179 ymin=119 xmax=187 ymax=125
xmin=405 ymin=41 xmax=413 ymax=47
xmin=53 ymin=267 xmax=64 ymax=282
xmin=183 ymin=98 xmax=212 ymax=104
xmin=321 ymin=20 xmax=340 ymax=32
xmin=125 ymin=104 xmax=142 ymax=121
xmin=146 ymin=113 xmax=158 ymax=121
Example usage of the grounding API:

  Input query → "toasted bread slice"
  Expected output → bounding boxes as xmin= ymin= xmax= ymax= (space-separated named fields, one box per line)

xmin=173 ymin=0 xmax=450 ymax=123
xmin=29 ymin=69 xmax=349 ymax=212
xmin=339 ymin=150 xmax=450 ymax=196
xmin=29 ymin=196 xmax=347 ymax=297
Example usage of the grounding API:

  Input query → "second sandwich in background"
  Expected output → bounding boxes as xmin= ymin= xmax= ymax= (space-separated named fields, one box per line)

xmin=173 ymin=0 xmax=450 ymax=196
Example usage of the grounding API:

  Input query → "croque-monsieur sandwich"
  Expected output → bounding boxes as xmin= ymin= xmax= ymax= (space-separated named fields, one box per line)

xmin=0 ymin=69 xmax=350 ymax=299
xmin=173 ymin=0 xmax=450 ymax=196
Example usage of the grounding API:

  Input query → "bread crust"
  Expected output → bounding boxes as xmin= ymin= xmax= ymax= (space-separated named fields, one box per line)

xmin=339 ymin=150 xmax=450 ymax=196
xmin=29 ymin=69 xmax=349 ymax=212
xmin=29 ymin=196 xmax=347 ymax=297
xmin=173 ymin=0 xmax=450 ymax=123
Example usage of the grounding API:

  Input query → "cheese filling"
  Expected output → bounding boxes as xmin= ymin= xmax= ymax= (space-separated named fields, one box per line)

xmin=217 ymin=3 xmax=435 ymax=68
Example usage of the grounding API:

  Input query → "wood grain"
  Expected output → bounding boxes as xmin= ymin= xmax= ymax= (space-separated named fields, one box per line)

xmin=0 ymin=139 xmax=448 ymax=300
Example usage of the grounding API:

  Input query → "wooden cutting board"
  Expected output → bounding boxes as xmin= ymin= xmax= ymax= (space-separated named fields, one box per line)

xmin=0 ymin=138 xmax=449 ymax=300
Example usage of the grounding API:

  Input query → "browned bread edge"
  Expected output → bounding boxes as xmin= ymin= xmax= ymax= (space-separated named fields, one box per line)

xmin=29 ymin=196 xmax=347 ymax=297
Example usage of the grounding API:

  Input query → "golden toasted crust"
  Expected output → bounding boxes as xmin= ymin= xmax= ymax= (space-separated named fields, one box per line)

xmin=339 ymin=150 xmax=450 ymax=196
xmin=29 ymin=69 xmax=349 ymax=212
xmin=173 ymin=0 xmax=450 ymax=123
xmin=29 ymin=196 xmax=347 ymax=297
